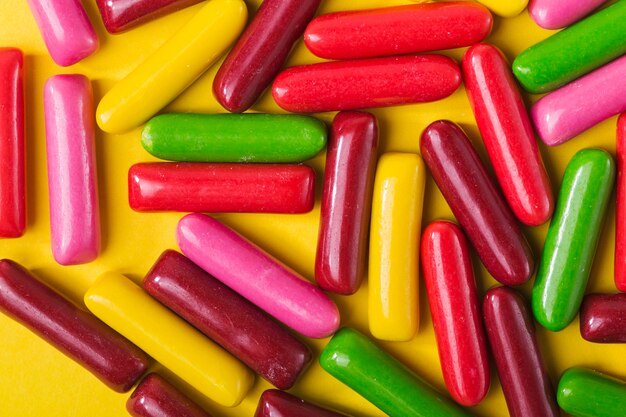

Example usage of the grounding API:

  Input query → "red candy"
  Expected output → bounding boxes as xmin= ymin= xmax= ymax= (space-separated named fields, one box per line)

xmin=315 ymin=111 xmax=378 ymax=295
xmin=255 ymin=390 xmax=350 ymax=417
xmin=580 ymin=293 xmax=626 ymax=343
xmin=616 ymin=113 xmax=626 ymax=292
xmin=272 ymin=55 xmax=461 ymax=113
xmin=128 ymin=162 xmax=315 ymax=214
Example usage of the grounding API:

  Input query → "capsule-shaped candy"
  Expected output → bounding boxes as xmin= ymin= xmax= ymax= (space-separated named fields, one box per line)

xmin=558 ymin=368 xmax=626 ymax=417
xmin=529 ymin=0 xmax=609 ymax=29
xmin=531 ymin=55 xmax=626 ymax=146
xmin=463 ymin=44 xmax=554 ymax=226
xmin=320 ymin=328 xmax=475 ymax=417
xmin=142 ymin=113 xmax=327 ymax=163
xmin=512 ymin=0 xmax=626 ymax=93
xmin=616 ymin=114 xmax=626 ymax=292
xmin=44 ymin=75 xmax=100 ymax=265
xmin=143 ymin=250 xmax=312 ymax=389
xmin=316 ymin=112 xmax=378 ymax=295
xmin=580 ymin=293 xmax=626 ymax=343
xmin=368 ymin=153 xmax=425 ymax=341
xmin=420 ymin=121 xmax=533 ymax=286
xmin=483 ymin=287 xmax=560 ymax=417
xmin=421 ymin=221 xmax=490 ymax=406
xmin=272 ymin=55 xmax=461 ymax=113
xmin=96 ymin=0 xmax=247 ymax=134
xmin=303 ymin=3 xmax=492 ymax=60
xmin=177 ymin=213 xmax=340 ymax=339
xmin=214 ymin=0 xmax=320 ymax=112
xmin=84 ymin=272 xmax=254 ymax=407
xmin=128 ymin=162 xmax=315 ymax=214
xmin=255 ymin=390 xmax=350 ymax=417
xmin=474 ymin=0 xmax=528 ymax=17
xmin=0 ymin=259 xmax=150 ymax=392
xmin=0 ymin=49 xmax=25 ymax=238
xmin=532 ymin=149 xmax=615 ymax=331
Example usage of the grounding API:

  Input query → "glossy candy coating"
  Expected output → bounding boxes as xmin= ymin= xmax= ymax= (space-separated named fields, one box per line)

xmin=474 ymin=0 xmax=528 ymax=17
xmin=316 ymin=112 xmax=378 ymax=295
xmin=177 ymin=213 xmax=340 ymax=339
xmin=557 ymin=368 xmax=626 ymax=417
xmin=304 ymin=3 xmax=492 ymax=60
xmin=529 ymin=0 xmax=608 ymax=29
xmin=463 ymin=43 xmax=553 ymax=226
xmin=0 ymin=259 xmax=149 ymax=392
xmin=616 ymin=114 xmax=626 ymax=291
xmin=84 ymin=272 xmax=254 ymax=407
xmin=143 ymin=250 xmax=312 ymax=389
xmin=272 ymin=55 xmax=461 ymax=113
xmin=420 ymin=120 xmax=533 ymax=286
xmin=255 ymin=390 xmax=350 ymax=417
xmin=368 ymin=153 xmax=425 ymax=341
xmin=483 ymin=287 xmax=560 ymax=417
xmin=44 ymin=75 xmax=100 ymax=265
xmin=96 ymin=0 xmax=202 ymax=34
xmin=128 ymin=162 xmax=315 ymax=214
xmin=142 ymin=113 xmax=326 ymax=163
xmin=512 ymin=0 xmax=626 ymax=94
xmin=532 ymin=149 xmax=615 ymax=332
xmin=580 ymin=293 xmax=626 ymax=343
xmin=96 ymin=0 xmax=247 ymax=134
xmin=214 ymin=0 xmax=320 ymax=113
xmin=421 ymin=221 xmax=490 ymax=406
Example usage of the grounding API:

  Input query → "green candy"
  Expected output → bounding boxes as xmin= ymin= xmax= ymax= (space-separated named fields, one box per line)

xmin=319 ymin=328 xmax=474 ymax=417
xmin=558 ymin=368 xmax=626 ymax=417
xmin=532 ymin=149 xmax=615 ymax=331
xmin=513 ymin=1 xmax=626 ymax=93
xmin=141 ymin=113 xmax=327 ymax=163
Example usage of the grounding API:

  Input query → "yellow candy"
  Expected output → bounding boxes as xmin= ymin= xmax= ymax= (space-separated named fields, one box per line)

xmin=84 ymin=272 xmax=254 ymax=407
xmin=368 ymin=153 xmax=426 ymax=341
xmin=476 ymin=0 xmax=528 ymax=17
xmin=96 ymin=0 xmax=247 ymax=134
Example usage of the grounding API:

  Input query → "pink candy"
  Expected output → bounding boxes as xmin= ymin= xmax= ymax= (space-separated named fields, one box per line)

xmin=529 ymin=0 xmax=609 ymax=29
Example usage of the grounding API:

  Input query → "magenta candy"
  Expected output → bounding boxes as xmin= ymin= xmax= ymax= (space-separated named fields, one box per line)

xmin=580 ymin=293 xmax=626 ymax=343
xmin=529 ymin=0 xmax=609 ymax=29
xmin=255 ymin=390 xmax=351 ymax=417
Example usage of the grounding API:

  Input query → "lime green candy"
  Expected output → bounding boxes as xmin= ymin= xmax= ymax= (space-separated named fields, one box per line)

xmin=558 ymin=368 xmax=626 ymax=417
xmin=141 ymin=113 xmax=327 ymax=163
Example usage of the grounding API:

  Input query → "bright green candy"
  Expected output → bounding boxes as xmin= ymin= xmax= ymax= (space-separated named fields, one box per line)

xmin=558 ymin=368 xmax=626 ymax=417
xmin=532 ymin=149 xmax=615 ymax=332
xmin=141 ymin=113 xmax=327 ymax=163
xmin=319 ymin=328 xmax=474 ymax=417
xmin=513 ymin=1 xmax=626 ymax=93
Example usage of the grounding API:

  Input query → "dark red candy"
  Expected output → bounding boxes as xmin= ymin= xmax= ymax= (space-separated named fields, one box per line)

xmin=254 ymin=389 xmax=351 ymax=417
xmin=580 ymin=293 xmax=626 ymax=343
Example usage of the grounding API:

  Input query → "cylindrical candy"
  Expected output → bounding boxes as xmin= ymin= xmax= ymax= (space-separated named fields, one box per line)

xmin=0 ymin=259 xmax=150 ymax=392
xmin=44 ymin=74 xmax=100 ymax=265
xmin=474 ymin=0 xmax=528 ymax=17
xmin=420 ymin=221 xmax=490 ymax=406
xmin=463 ymin=43 xmax=554 ymax=226
xmin=255 ymin=390 xmax=350 ymax=417
xmin=368 ymin=153 xmax=425 ymax=341
xmin=128 ymin=162 xmax=315 ymax=214
xmin=580 ymin=293 xmax=626 ymax=343
xmin=176 ymin=213 xmax=340 ymax=339
xmin=96 ymin=0 xmax=247 ymax=134
xmin=141 ymin=113 xmax=327 ymax=163
xmin=84 ymin=272 xmax=254 ymax=407
xmin=558 ymin=368 xmax=626 ymax=417
xmin=214 ymin=0 xmax=320 ymax=112
xmin=303 ymin=3 xmax=492 ymax=60
xmin=512 ymin=0 xmax=626 ymax=93
xmin=319 ymin=327 xmax=475 ymax=417
xmin=272 ymin=55 xmax=461 ymax=113
xmin=616 ymin=114 xmax=626 ymax=292
xmin=143 ymin=250 xmax=312 ymax=389
xmin=316 ymin=111 xmax=378 ymax=295
xmin=483 ymin=287 xmax=560 ymax=417
xmin=420 ymin=120 xmax=534 ymax=286
xmin=532 ymin=149 xmax=615 ymax=331
xmin=529 ymin=0 xmax=609 ymax=29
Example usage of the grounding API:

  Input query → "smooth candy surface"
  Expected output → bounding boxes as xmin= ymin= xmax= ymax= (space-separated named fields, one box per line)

xmin=475 ymin=0 xmax=528 ymax=17
xmin=143 ymin=250 xmax=312 ymax=390
xmin=616 ymin=114 xmax=626 ymax=291
xmin=558 ymin=368 xmax=626 ymax=417
xmin=316 ymin=112 xmax=378 ymax=295
xmin=177 ymin=214 xmax=340 ymax=339
xmin=463 ymin=43 xmax=553 ymax=226
xmin=44 ymin=74 xmax=100 ymax=265
xmin=272 ymin=55 xmax=461 ymax=113
xmin=421 ymin=221 xmax=490 ymax=406
xmin=580 ymin=293 xmax=626 ymax=343
xmin=255 ymin=390 xmax=350 ymax=417
xmin=0 ymin=259 xmax=150 ymax=392
xmin=96 ymin=0 xmax=247 ymax=134
xmin=214 ymin=0 xmax=320 ymax=112
xmin=128 ymin=162 xmax=315 ymax=214
xmin=84 ymin=272 xmax=254 ymax=407
xmin=483 ymin=287 xmax=559 ymax=417
xmin=529 ymin=0 xmax=608 ymax=29
xmin=368 ymin=153 xmax=425 ymax=341
xmin=512 ymin=0 xmax=626 ymax=93
xmin=304 ymin=3 xmax=492 ymax=60
xmin=420 ymin=120 xmax=533 ymax=286
xmin=532 ymin=149 xmax=615 ymax=332
xmin=531 ymin=54 xmax=626 ymax=146
xmin=142 ymin=113 xmax=327 ymax=163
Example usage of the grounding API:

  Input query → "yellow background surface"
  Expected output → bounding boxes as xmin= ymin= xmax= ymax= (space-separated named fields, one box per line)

xmin=0 ymin=1 xmax=624 ymax=416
